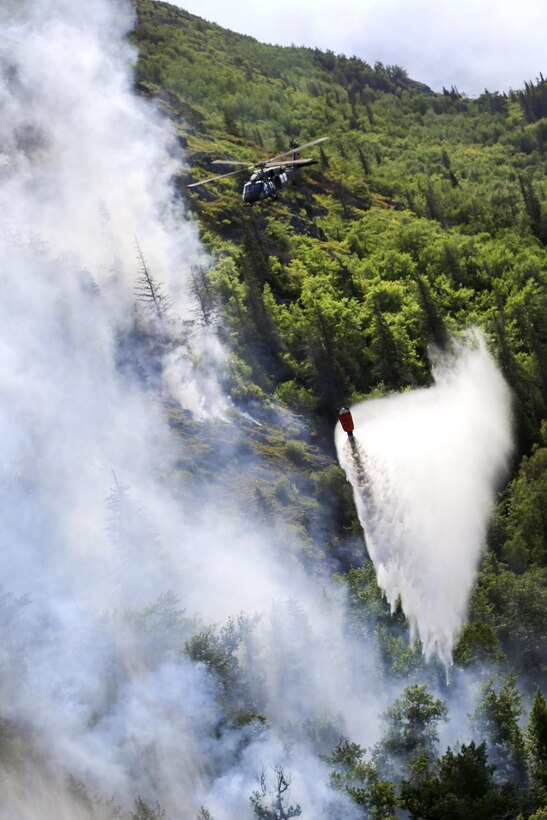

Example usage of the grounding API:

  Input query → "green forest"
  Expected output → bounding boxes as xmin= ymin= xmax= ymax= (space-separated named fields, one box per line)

xmin=125 ymin=1 xmax=547 ymax=817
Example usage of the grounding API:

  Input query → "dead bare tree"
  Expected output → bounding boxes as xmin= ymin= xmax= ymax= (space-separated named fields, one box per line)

xmin=250 ymin=766 xmax=302 ymax=819
xmin=134 ymin=239 xmax=171 ymax=334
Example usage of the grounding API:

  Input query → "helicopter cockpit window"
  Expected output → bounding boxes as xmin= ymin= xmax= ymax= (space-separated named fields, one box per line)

xmin=243 ymin=181 xmax=267 ymax=201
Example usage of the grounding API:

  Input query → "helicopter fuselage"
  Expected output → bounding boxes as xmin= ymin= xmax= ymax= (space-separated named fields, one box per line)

xmin=242 ymin=167 xmax=290 ymax=204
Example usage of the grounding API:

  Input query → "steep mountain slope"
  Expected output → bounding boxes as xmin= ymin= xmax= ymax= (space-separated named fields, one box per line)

xmin=0 ymin=1 xmax=545 ymax=817
xmin=130 ymin=1 xmax=547 ymax=679
xmin=132 ymin=0 xmax=546 ymax=423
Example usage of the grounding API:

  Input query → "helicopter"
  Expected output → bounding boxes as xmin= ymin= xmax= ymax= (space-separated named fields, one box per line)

xmin=187 ymin=137 xmax=328 ymax=204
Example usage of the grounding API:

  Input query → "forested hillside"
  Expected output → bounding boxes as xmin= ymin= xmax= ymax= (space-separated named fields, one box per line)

xmin=133 ymin=1 xmax=546 ymax=433
xmin=127 ymin=3 xmax=547 ymax=816
xmin=5 ymin=0 xmax=547 ymax=814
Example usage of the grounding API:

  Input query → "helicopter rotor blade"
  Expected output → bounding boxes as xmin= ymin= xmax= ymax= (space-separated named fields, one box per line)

xmin=188 ymin=137 xmax=328 ymax=188
xmin=265 ymin=158 xmax=318 ymax=168
xmin=265 ymin=136 xmax=329 ymax=165
xmin=187 ymin=167 xmax=247 ymax=188
xmin=212 ymin=160 xmax=253 ymax=168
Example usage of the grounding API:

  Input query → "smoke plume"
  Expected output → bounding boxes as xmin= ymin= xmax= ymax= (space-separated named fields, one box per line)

xmin=0 ymin=1 xmax=384 ymax=817
xmin=336 ymin=335 xmax=513 ymax=666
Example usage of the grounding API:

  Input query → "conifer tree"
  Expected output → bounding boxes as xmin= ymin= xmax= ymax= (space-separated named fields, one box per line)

xmin=527 ymin=688 xmax=547 ymax=808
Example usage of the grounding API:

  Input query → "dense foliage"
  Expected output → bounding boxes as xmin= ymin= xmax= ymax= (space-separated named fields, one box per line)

xmin=131 ymin=2 xmax=547 ymax=816
xmin=132 ymin=2 xmax=546 ymax=425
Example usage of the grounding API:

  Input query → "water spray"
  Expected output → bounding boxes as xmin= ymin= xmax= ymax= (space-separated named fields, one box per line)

xmin=336 ymin=334 xmax=513 ymax=667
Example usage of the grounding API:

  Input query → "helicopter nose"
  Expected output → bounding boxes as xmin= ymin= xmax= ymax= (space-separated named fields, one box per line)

xmin=243 ymin=183 xmax=259 ymax=202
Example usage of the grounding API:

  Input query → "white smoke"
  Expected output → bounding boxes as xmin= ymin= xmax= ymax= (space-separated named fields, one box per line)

xmin=336 ymin=334 xmax=513 ymax=667
xmin=0 ymin=1 xmax=389 ymax=817
xmin=0 ymin=0 xmax=193 ymax=285
xmin=0 ymin=0 xmax=224 ymax=414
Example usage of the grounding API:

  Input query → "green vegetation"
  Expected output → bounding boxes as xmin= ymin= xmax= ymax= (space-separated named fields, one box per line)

xmin=324 ymin=680 xmax=542 ymax=818
xmin=133 ymin=1 xmax=546 ymax=432
xmin=131 ymin=0 xmax=546 ymax=637
xmin=126 ymin=1 xmax=547 ymax=814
